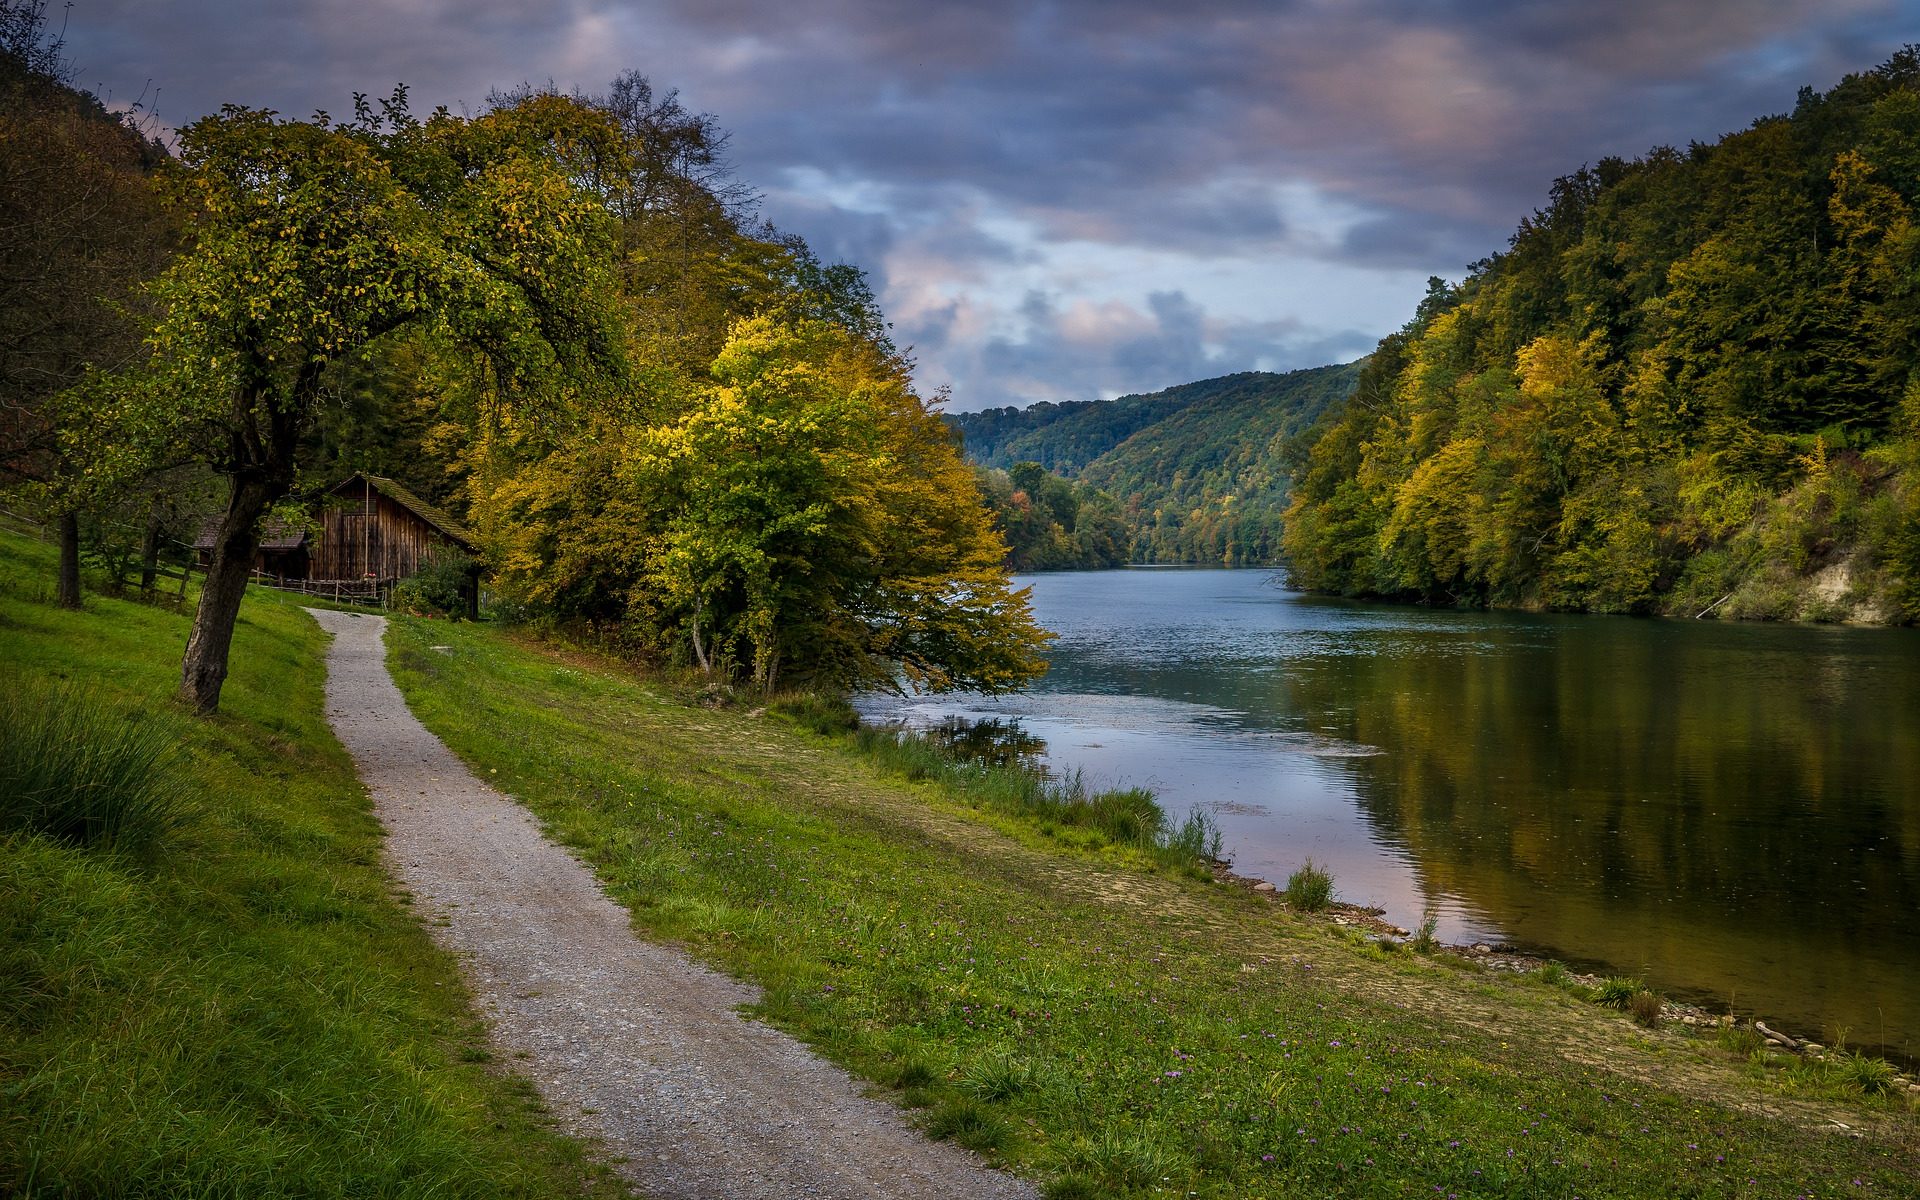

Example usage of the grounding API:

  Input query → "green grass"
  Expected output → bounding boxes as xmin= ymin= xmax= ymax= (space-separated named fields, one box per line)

xmin=382 ymin=614 xmax=1919 ymax=1199
xmin=1283 ymin=858 xmax=1334 ymax=911
xmin=1 ymin=678 xmax=191 ymax=853
xmin=0 ymin=529 xmax=621 ymax=1197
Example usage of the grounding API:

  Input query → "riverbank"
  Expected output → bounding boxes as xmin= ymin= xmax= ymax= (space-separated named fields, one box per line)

xmin=385 ymin=615 xmax=1916 ymax=1197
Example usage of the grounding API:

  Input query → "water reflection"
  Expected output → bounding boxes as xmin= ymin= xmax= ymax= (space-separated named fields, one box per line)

xmin=858 ymin=569 xmax=1920 ymax=1059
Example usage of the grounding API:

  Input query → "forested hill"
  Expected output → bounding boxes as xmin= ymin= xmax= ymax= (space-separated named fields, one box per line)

xmin=950 ymin=363 xmax=1360 ymax=565
xmin=952 ymin=371 xmax=1299 ymax=474
xmin=1284 ymin=49 xmax=1920 ymax=624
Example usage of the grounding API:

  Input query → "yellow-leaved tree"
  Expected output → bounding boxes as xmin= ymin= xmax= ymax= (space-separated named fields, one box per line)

xmin=635 ymin=316 xmax=1050 ymax=693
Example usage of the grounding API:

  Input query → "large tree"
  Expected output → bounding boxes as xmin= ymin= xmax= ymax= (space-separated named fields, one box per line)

xmin=129 ymin=90 xmax=626 ymax=711
xmin=635 ymin=316 xmax=1050 ymax=693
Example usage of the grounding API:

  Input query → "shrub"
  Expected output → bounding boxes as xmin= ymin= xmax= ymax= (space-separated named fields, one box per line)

xmin=389 ymin=553 xmax=474 ymax=619
xmin=1628 ymin=989 xmax=1664 ymax=1028
xmin=1284 ymin=859 xmax=1333 ymax=912
xmin=0 ymin=679 xmax=190 ymax=854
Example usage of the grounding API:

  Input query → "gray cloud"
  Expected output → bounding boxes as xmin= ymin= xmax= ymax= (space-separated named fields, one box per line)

xmin=56 ymin=0 xmax=1920 ymax=409
xmin=916 ymin=286 xmax=1375 ymax=410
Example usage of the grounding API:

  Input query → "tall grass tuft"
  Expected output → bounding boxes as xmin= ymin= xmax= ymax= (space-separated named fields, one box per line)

xmin=1284 ymin=858 xmax=1334 ymax=911
xmin=1835 ymin=1050 xmax=1901 ymax=1096
xmin=1 ymin=678 xmax=191 ymax=854
xmin=1597 ymin=976 xmax=1644 ymax=1010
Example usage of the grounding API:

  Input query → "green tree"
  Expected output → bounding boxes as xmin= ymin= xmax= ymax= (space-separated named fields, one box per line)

xmin=121 ymin=90 xmax=625 ymax=711
xmin=636 ymin=316 xmax=1049 ymax=693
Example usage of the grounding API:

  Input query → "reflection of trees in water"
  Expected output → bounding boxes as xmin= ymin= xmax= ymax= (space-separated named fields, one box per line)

xmin=1280 ymin=621 xmax=1920 ymax=1047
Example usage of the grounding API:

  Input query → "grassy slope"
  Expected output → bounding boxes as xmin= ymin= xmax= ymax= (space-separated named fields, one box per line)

xmin=0 ymin=529 xmax=621 ymax=1198
xmin=385 ymin=616 xmax=1917 ymax=1199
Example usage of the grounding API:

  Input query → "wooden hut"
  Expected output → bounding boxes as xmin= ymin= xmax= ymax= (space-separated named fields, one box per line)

xmin=309 ymin=473 xmax=476 ymax=583
xmin=195 ymin=473 xmax=478 ymax=610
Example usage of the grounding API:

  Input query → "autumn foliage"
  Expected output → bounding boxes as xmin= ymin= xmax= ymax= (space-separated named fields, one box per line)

xmin=1284 ymin=50 xmax=1920 ymax=622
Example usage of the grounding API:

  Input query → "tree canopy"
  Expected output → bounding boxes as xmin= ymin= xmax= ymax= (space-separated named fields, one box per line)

xmin=47 ymin=72 xmax=1050 ymax=709
xmin=1283 ymin=49 xmax=1920 ymax=622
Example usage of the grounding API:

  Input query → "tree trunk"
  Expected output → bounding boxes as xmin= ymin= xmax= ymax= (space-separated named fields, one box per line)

xmin=690 ymin=600 xmax=711 ymax=674
xmin=179 ymin=474 xmax=274 ymax=713
xmin=55 ymin=511 xmax=81 ymax=609
xmin=139 ymin=503 xmax=164 ymax=595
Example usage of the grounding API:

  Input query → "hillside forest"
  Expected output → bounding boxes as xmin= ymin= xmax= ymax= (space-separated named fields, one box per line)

xmin=952 ymin=365 xmax=1358 ymax=567
xmin=0 ymin=3 xmax=1048 ymax=709
xmin=1283 ymin=49 xmax=1920 ymax=622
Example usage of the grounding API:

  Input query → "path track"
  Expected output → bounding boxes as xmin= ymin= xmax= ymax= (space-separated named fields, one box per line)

xmin=309 ymin=610 xmax=1036 ymax=1200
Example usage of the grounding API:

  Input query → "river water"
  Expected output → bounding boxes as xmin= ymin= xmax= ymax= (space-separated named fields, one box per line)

xmin=856 ymin=567 xmax=1920 ymax=1060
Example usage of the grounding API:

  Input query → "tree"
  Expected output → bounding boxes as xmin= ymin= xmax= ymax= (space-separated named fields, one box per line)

xmin=0 ymin=1 xmax=172 ymax=607
xmin=125 ymin=90 xmax=626 ymax=711
xmin=636 ymin=316 xmax=1050 ymax=693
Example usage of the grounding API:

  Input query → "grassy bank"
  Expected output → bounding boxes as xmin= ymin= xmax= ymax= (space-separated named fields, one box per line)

xmin=386 ymin=618 xmax=1916 ymax=1198
xmin=0 ymin=529 xmax=619 ymax=1197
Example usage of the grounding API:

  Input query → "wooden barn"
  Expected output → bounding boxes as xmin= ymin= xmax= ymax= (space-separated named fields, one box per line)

xmin=309 ymin=473 xmax=475 ymax=583
xmin=196 ymin=473 xmax=478 ymax=609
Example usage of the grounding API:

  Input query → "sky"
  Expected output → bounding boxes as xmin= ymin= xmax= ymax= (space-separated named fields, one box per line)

xmin=53 ymin=1 xmax=1920 ymax=411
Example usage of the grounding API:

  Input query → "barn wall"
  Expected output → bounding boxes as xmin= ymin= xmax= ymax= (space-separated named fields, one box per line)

xmin=310 ymin=490 xmax=458 ymax=581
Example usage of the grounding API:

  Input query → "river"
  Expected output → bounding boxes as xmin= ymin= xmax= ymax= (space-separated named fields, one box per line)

xmin=856 ymin=567 xmax=1920 ymax=1061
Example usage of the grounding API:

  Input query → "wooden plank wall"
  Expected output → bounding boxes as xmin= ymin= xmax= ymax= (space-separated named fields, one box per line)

xmin=310 ymin=492 xmax=455 ymax=581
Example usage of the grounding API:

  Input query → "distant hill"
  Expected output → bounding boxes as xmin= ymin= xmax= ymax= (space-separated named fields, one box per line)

xmin=948 ymin=363 xmax=1362 ymax=564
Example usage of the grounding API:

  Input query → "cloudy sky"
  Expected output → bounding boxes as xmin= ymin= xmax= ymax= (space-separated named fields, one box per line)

xmin=56 ymin=1 xmax=1920 ymax=410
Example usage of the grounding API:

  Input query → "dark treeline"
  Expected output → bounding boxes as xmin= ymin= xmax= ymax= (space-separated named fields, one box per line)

xmin=1283 ymin=49 xmax=1920 ymax=622
xmin=951 ymin=365 xmax=1358 ymax=566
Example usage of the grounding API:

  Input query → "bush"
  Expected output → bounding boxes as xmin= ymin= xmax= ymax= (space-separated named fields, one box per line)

xmin=1284 ymin=859 xmax=1334 ymax=912
xmin=1628 ymin=990 xmax=1664 ymax=1028
xmin=0 ymin=679 xmax=190 ymax=854
xmin=389 ymin=554 xmax=474 ymax=619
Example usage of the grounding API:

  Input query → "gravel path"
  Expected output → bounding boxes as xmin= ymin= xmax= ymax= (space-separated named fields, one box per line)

xmin=308 ymin=610 xmax=1037 ymax=1200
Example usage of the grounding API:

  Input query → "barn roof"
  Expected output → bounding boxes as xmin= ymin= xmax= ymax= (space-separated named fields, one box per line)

xmin=194 ymin=517 xmax=306 ymax=551
xmin=328 ymin=473 xmax=477 ymax=552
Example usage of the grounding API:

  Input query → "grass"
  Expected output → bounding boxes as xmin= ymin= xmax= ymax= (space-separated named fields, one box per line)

xmin=1283 ymin=857 xmax=1334 ymax=911
xmin=1597 ymin=976 xmax=1645 ymax=1010
xmin=0 ymin=529 xmax=621 ymax=1197
xmin=0 ymin=678 xmax=191 ymax=853
xmin=381 ymin=613 xmax=1919 ymax=1198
